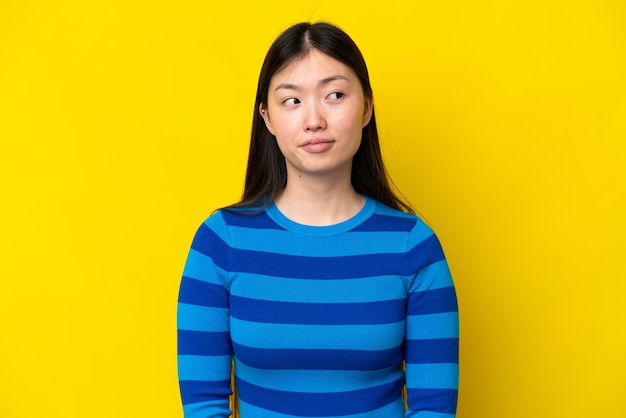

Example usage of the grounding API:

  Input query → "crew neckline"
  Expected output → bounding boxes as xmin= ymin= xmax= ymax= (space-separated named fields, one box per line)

xmin=266 ymin=195 xmax=376 ymax=236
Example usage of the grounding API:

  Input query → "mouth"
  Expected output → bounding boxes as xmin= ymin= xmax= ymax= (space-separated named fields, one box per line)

xmin=301 ymin=138 xmax=335 ymax=153
xmin=301 ymin=138 xmax=334 ymax=147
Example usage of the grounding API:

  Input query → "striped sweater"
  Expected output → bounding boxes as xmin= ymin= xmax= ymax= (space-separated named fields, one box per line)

xmin=177 ymin=196 xmax=459 ymax=417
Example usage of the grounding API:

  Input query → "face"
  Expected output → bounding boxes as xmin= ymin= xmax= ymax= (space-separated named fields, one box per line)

xmin=260 ymin=49 xmax=373 ymax=181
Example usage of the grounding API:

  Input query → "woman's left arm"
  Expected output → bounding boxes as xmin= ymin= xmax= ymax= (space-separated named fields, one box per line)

xmin=404 ymin=227 xmax=459 ymax=417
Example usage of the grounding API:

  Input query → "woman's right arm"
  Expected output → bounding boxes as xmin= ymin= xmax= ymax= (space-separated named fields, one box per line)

xmin=177 ymin=217 xmax=233 ymax=417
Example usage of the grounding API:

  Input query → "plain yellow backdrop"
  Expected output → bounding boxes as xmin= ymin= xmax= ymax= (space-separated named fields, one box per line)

xmin=1 ymin=0 xmax=625 ymax=417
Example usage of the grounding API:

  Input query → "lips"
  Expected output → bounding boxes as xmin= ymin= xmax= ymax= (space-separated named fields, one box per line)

xmin=301 ymin=138 xmax=335 ymax=153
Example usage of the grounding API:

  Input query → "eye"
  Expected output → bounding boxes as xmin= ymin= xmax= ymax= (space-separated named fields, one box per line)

xmin=327 ymin=92 xmax=345 ymax=101
xmin=283 ymin=97 xmax=300 ymax=106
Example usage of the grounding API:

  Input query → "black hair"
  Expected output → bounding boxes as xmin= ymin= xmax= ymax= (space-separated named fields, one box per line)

xmin=230 ymin=22 xmax=413 ymax=213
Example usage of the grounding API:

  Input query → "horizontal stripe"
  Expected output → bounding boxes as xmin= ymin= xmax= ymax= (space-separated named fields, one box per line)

xmin=233 ymin=342 xmax=403 ymax=370
xmin=182 ymin=399 xmax=231 ymax=416
xmin=406 ymin=388 xmax=458 ymax=414
xmin=237 ymin=400 xmax=294 ymax=418
xmin=178 ymin=278 xmax=228 ymax=308
xmin=238 ymin=397 xmax=405 ymax=418
xmin=230 ymin=250 xmax=413 ymax=279
xmin=190 ymin=224 xmax=230 ymax=269
xmin=405 ymin=412 xmax=455 ymax=418
xmin=222 ymin=209 xmax=285 ymax=230
xmin=230 ymin=296 xmax=405 ymax=325
xmin=405 ymin=338 xmax=459 ymax=364
xmin=348 ymin=213 xmax=417 ymax=232
xmin=226 ymin=232 xmax=444 ymax=280
xmin=409 ymin=259 xmax=454 ymax=292
xmin=177 ymin=354 xmax=231 ymax=381
xmin=230 ymin=274 xmax=407 ymax=303
xmin=182 ymin=249 xmax=227 ymax=285
xmin=234 ymin=360 xmax=404 ymax=393
xmin=408 ymin=286 xmax=458 ymax=315
xmin=177 ymin=303 xmax=229 ymax=332
xmin=177 ymin=330 xmax=231 ymax=356
xmin=179 ymin=379 xmax=232 ymax=405
xmin=406 ymin=363 xmax=459 ymax=389
xmin=406 ymin=312 xmax=459 ymax=340
xmin=236 ymin=376 xmax=404 ymax=416
xmin=223 ymin=228 xmax=411 ymax=256
xmin=231 ymin=318 xmax=404 ymax=350
xmin=406 ymin=234 xmax=446 ymax=273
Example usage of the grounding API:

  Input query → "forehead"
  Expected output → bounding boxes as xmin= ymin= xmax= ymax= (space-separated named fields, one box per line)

xmin=270 ymin=49 xmax=357 ymax=85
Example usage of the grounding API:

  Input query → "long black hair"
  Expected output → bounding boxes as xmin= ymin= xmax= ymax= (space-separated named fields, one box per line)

xmin=230 ymin=22 xmax=413 ymax=213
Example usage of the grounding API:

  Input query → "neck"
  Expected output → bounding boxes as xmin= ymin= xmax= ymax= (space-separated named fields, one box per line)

xmin=275 ymin=173 xmax=365 ymax=226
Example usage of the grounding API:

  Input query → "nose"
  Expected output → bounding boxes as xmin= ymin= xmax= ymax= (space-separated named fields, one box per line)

xmin=304 ymin=101 xmax=326 ymax=132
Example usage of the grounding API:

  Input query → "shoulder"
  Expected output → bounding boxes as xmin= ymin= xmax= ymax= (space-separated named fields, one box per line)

xmin=365 ymin=199 xmax=441 ymax=250
xmin=189 ymin=208 xmax=273 ymax=256
xmin=196 ymin=206 xmax=283 ymax=236
xmin=363 ymin=199 xmax=431 ymax=233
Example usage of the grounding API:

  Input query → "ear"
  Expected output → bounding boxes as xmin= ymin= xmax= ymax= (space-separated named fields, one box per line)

xmin=259 ymin=103 xmax=275 ymax=136
xmin=362 ymin=96 xmax=373 ymax=128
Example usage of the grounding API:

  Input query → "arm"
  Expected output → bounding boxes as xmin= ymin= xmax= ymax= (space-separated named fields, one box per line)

xmin=405 ymin=227 xmax=459 ymax=417
xmin=177 ymin=216 xmax=233 ymax=417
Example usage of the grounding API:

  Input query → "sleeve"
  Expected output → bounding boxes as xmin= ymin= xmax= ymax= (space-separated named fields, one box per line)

xmin=177 ymin=215 xmax=233 ymax=417
xmin=404 ymin=224 xmax=459 ymax=417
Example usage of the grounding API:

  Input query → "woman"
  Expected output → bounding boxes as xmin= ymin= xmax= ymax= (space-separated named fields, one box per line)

xmin=177 ymin=22 xmax=459 ymax=417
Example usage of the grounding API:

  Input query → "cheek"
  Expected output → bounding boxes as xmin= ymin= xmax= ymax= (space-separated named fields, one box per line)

xmin=338 ymin=105 xmax=365 ymax=128
xmin=271 ymin=115 xmax=297 ymax=137
xmin=336 ymin=111 xmax=364 ymax=136
xmin=271 ymin=121 xmax=295 ymax=153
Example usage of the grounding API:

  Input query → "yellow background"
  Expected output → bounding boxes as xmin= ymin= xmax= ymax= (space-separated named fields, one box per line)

xmin=1 ymin=0 xmax=625 ymax=417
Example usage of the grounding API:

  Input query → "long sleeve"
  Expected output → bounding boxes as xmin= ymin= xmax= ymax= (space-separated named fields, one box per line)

xmin=404 ymin=225 xmax=459 ymax=417
xmin=177 ymin=201 xmax=459 ymax=417
xmin=177 ymin=216 xmax=233 ymax=417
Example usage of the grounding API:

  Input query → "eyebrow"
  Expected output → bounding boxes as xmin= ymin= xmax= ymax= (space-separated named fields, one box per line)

xmin=274 ymin=75 xmax=351 ymax=92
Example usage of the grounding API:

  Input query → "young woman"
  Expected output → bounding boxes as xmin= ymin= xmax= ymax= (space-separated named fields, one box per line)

xmin=177 ymin=22 xmax=459 ymax=417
